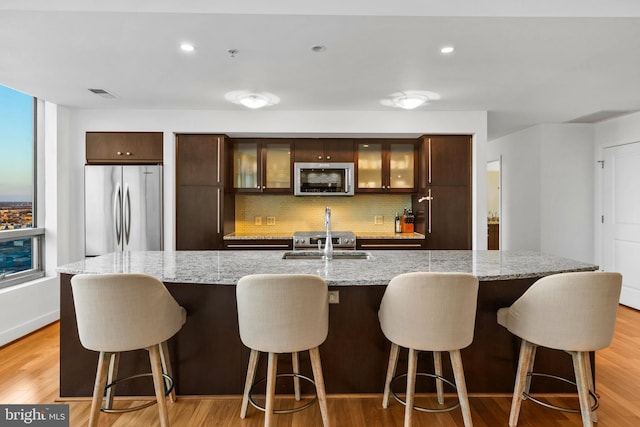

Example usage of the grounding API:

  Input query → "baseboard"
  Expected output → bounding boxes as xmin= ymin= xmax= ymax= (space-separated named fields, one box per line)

xmin=0 ymin=310 xmax=60 ymax=347
xmin=620 ymin=285 xmax=640 ymax=310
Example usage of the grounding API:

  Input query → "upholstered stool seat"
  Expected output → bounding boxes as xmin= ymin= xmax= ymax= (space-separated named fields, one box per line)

xmin=71 ymin=273 xmax=186 ymax=427
xmin=236 ymin=273 xmax=330 ymax=427
xmin=497 ymin=271 xmax=622 ymax=427
xmin=379 ymin=272 xmax=479 ymax=427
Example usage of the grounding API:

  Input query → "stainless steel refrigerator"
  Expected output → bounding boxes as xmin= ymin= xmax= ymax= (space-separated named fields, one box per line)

xmin=85 ymin=165 xmax=163 ymax=256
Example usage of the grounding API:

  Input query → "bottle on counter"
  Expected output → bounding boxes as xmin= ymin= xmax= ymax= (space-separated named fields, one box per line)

xmin=394 ymin=212 xmax=402 ymax=233
xmin=402 ymin=208 xmax=415 ymax=233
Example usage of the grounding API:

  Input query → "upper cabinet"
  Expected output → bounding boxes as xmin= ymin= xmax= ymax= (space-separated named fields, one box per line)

xmin=294 ymin=139 xmax=354 ymax=162
xmin=418 ymin=135 xmax=471 ymax=187
xmin=86 ymin=132 xmax=163 ymax=164
xmin=232 ymin=139 xmax=293 ymax=193
xmin=356 ymin=140 xmax=416 ymax=193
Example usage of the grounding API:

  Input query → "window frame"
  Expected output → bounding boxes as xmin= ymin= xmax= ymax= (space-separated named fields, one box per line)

xmin=0 ymin=97 xmax=44 ymax=289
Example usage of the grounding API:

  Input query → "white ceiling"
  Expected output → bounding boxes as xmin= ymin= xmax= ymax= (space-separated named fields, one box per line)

xmin=2 ymin=1 xmax=640 ymax=140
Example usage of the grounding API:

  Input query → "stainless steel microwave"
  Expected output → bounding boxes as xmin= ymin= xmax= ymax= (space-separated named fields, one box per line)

xmin=294 ymin=162 xmax=355 ymax=196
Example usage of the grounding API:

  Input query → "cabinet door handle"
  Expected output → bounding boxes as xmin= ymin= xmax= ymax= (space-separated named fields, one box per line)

xmin=318 ymin=155 xmax=323 ymax=160
xmin=428 ymin=138 xmax=432 ymax=184
xmin=217 ymin=188 xmax=221 ymax=234
xmin=428 ymin=188 xmax=433 ymax=234
xmin=326 ymin=155 xmax=331 ymax=160
xmin=216 ymin=136 xmax=221 ymax=184
xmin=116 ymin=151 xmax=123 ymax=156
xmin=126 ymin=152 xmax=132 ymax=156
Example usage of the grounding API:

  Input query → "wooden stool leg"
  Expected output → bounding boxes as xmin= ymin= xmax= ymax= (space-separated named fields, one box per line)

xmin=310 ymin=347 xmax=330 ymax=427
xmin=434 ymin=351 xmax=445 ymax=404
xmin=404 ymin=348 xmax=418 ymax=427
xmin=523 ymin=344 xmax=537 ymax=399
xmin=450 ymin=350 xmax=473 ymax=427
xmin=105 ymin=352 xmax=120 ymax=410
xmin=265 ymin=352 xmax=278 ymax=427
xmin=89 ymin=351 xmax=111 ymax=427
xmin=160 ymin=341 xmax=177 ymax=402
xmin=584 ymin=352 xmax=598 ymax=423
xmin=382 ymin=343 xmax=399 ymax=408
xmin=241 ymin=349 xmax=260 ymax=419
xmin=292 ymin=351 xmax=301 ymax=401
xmin=149 ymin=344 xmax=170 ymax=427
xmin=509 ymin=340 xmax=536 ymax=427
xmin=573 ymin=351 xmax=594 ymax=427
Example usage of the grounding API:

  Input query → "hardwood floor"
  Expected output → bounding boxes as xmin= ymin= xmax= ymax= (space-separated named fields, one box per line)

xmin=1 ymin=305 xmax=639 ymax=426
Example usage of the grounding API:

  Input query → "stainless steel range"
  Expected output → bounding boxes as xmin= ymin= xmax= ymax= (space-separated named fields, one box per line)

xmin=292 ymin=231 xmax=356 ymax=250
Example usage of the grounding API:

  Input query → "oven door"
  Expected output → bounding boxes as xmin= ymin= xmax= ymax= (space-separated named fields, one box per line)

xmin=294 ymin=162 xmax=354 ymax=196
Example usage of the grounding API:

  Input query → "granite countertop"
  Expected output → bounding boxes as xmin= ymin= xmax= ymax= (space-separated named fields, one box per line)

xmin=57 ymin=250 xmax=597 ymax=286
xmin=224 ymin=232 xmax=425 ymax=240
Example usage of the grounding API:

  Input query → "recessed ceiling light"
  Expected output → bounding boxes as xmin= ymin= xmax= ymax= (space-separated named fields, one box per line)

xmin=440 ymin=46 xmax=455 ymax=54
xmin=311 ymin=45 xmax=326 ymax=53
xmin=180 ymin=43 xmax=195 ymax=52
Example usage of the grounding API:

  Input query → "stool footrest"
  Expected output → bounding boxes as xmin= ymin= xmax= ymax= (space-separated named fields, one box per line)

xmin=248 ymin=373 xmax=318 ymax=415
xmin=390 ymin=372 xmax=461 ymax=413
xmin=522 ymin=372 xmax=599 ymax=413
xmin=101 ymin=373 xmax=174 ymax=414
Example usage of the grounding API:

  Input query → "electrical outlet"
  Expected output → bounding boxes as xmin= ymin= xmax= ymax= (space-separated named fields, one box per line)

xmin=374 ymin=215 xmax=384 ymax=225
xmin=266 ymin=216 xmax=276 ymax=226
xmin=328 ymin=290 xmax=339 ymax=304
xmin=254 ymin=216 xmax=262 ymax=226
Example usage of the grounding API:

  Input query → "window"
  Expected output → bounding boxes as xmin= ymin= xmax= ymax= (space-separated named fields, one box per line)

xmin=0 ymin=85 xmax=43 ymax=288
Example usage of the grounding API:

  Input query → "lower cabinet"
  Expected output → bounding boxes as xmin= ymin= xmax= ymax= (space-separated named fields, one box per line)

xmin=223 ymin=239 xmax=292 ymax=250
xmin=356 ymin=239 xmax=424 ymax=250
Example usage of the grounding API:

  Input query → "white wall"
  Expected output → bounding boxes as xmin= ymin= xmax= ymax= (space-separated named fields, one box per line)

xmin=0 ymin=102 xmax=67 ymax=346
xmin=68 ymin=108 xmax=490 ymax=259
xmin=487 ymin=123 xmax=595 ymax=262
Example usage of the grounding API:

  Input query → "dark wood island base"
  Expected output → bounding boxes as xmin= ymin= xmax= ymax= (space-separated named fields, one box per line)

xmin=60 ymin=273 xmax=585 ymax=397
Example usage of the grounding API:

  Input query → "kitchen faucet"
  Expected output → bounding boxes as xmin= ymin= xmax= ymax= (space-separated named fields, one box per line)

xmin=323 ymin=206 xmax=333 ymax=260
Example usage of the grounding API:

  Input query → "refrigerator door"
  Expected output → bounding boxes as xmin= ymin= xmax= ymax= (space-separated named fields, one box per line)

xmin=85 ymin=165 xmax=122 ymax=256
xmin=122 ymin=165 xmax=163 ymax=251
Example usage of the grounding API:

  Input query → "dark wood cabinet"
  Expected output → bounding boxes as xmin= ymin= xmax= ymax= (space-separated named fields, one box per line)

xmin=86 ymin=132 xmax=163 ymax=164
xmin=231 ymin=139 xmax=293 ymax=193
xmin=294 ymin=139 xmax=354 ymax=162
xmin=356 ymin=139 xmax=416 ymax=193
xmin=356 ymin=238 xmax=423 ymax=250
xmin=488 ymin=223 xmax=500 ymax=250
xmin=414 ymin=135 xmax=472 ymax=249
xmin=175 ymin=134 xmax=234 ymax=249
xmin=223 ymin=239 xmax=293 ymax=250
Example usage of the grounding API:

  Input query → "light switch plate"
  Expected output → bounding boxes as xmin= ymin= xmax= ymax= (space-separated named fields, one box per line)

xmin=254 ymin=216 xmax=262 ymax=226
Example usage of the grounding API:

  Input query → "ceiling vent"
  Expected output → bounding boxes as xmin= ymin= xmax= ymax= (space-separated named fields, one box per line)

xmin=88 ymin=88 xmax=115 ymax=99
xmin=566 ymin=110 xmax=636 ymax=124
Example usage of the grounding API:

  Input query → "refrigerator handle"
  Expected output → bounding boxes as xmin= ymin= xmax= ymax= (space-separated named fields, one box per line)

xmin=114 ymin=183 xmax=122 ymax=245
xmin=124 ymin=184 xmax=131 ymax=245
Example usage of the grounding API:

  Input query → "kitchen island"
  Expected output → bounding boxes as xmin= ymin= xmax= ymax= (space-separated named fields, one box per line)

xmin=58 ymin=250 xmax=597 ymax=397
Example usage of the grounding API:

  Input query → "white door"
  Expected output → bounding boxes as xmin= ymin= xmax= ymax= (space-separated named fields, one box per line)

xmin=603 ymin=142 xmax=640 ymax=309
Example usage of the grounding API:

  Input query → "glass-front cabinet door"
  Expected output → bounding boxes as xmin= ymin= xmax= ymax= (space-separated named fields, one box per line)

xmin=356 ymin=140 xmax=415 ymax=192
xmin=389 ymin=143 xmax=415 ymax=190
xmin=233 ymin=142 xmax=259 ymax=190
xmin=264 ymin=143 xmax=291 ymax=190
xmin=357 ymin=143 xmax=383 ymax=190
xmin=233 ymin=140 xmax=292 ymax=192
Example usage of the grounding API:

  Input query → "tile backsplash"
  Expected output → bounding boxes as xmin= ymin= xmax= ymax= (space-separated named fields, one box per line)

xmin=235 ymin=194 xmax=413 ymax=234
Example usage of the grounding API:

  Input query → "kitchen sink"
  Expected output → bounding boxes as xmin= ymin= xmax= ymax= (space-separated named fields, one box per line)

xmin=282 ymin=251 xmax=372 ymax=260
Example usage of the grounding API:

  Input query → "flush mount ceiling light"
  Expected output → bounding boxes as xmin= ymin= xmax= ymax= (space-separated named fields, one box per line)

xmin=225 ymin=90 xmax=280 ymax=109
xmin=440 ymin=46 xmax=455 ymax=54
xmin=381 ymin=90 xmax=441 ymax=110
xmin=180 ymin=43 xmax=195 ymax=52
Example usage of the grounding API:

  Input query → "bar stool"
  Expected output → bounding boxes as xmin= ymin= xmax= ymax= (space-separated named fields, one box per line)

xmin=236 ymin=273 xmax=330 ymax=427
xmin=378 ymin=272 xmax=479 ymax=427
xmin=71 ymin=273 xmax=187 ymax=427
xmin=497 ymin=271 xmax=622 ymax=427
